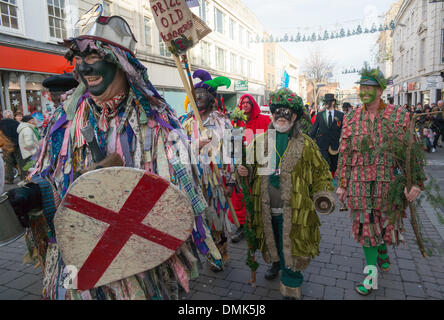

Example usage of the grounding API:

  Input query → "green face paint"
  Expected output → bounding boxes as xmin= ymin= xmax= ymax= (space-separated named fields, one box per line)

xmin=359 ymin=86 xmax=377 ymax=104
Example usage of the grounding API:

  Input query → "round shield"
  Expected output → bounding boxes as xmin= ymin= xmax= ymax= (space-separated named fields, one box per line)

xmin=55 ymin=167 xmax=194 ymax=290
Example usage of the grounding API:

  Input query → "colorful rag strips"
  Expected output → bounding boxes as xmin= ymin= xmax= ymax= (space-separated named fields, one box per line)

xmin=337 ymin=104 xmax=425 ymax=247
xmin=28 ymin=38 xmax=222 ymax=300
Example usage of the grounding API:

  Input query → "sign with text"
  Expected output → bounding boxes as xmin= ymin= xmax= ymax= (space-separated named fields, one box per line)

xmin=150 ymin=0 xmax=210 ymax=54
xmin=234 ymin=80 xmax=249 ymax=91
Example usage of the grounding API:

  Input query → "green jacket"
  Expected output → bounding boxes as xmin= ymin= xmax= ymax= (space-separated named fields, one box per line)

xmin=246 ymin=123 xmax=335 ymax=271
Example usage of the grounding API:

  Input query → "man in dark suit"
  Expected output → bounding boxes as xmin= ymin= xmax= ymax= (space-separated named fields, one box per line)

xmin=309 ymin=93 xmax=344 ymax=177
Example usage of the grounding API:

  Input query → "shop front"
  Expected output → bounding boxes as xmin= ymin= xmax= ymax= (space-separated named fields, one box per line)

xmin=420 ymin=75 xmax=443 ymax=105
xmin=0 ymin=44 xmax=73 ymax=116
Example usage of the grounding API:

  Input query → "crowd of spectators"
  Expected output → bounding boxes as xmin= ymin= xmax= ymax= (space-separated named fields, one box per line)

xmin=306 ymin=99 xmax=444 ymax=153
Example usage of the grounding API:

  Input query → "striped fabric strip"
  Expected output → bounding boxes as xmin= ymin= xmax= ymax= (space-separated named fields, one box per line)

xmin=75 ymin=99 xmax=88 ymax=148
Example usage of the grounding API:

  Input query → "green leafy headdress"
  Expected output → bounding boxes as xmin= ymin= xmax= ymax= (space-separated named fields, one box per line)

xmin=268 ymin=88 xmax=304 ymax=118
xmin=356 ymin=64 xmax=387 ymax=90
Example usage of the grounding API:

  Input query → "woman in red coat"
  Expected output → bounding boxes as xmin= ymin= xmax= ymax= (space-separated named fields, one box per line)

xmin=229 ymin=94 xmax=271 ymax=242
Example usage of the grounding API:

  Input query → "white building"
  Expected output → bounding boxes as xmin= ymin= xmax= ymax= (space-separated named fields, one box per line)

xmin=78 ymin=0 xmax=266 ymax=115
xmin=377 ymin=0 xmax=402 ymax=102
xmin=0 ymin=0 xmax=80 ymax=115
xmin=263 ymin=39 xmax=301 ymax=102
xmin=392 ymin=0 xmax=444 ymax=106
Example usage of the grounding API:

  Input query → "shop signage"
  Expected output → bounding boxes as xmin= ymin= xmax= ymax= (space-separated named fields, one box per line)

xmin=235 ymin=80 xmax=248 ymax=91
xmin=425 ymin=76 xmax=439 ymax=89
xmin=402 ymin=82 xmax=408 ymax=92
xmin=408 ymin=82 xmax=416 ymax=91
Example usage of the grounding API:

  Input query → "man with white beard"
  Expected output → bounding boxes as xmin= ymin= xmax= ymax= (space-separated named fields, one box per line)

xmin=237 ymin=88 xmax=335 ymax=299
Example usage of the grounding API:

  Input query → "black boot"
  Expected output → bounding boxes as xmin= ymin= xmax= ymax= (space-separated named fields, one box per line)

xmin=231 ymin=227 xmax=244 ymax=243
xmin=265 ymin=261 xmax=280 ymax=280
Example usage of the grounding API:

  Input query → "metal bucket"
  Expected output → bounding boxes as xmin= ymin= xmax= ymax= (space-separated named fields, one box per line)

xmin=0 ymin=193 xmax=25 ymax=247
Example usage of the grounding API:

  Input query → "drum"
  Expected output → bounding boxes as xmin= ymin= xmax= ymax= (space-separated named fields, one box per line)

xmin=0 ymin=193 xmax=25 ymax=247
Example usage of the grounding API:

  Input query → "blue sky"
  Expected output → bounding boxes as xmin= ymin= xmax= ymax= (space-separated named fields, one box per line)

xmin=242 ymin=0 xmax=396 ymax=89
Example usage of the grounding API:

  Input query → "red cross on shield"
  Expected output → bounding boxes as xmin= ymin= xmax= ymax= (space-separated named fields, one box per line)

xmin=55 ymin=167 xmax=194 ymax=290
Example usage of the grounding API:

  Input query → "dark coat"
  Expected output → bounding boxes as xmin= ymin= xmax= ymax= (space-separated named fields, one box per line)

xmin=309 ymin=109 xmax=344 ymax=151
xmin=0 ymin=119 xmax=19 ymax=146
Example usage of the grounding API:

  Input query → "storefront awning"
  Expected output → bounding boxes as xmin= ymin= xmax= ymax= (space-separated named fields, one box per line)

xmin=0 ymin=45 xmax=74 ymax=74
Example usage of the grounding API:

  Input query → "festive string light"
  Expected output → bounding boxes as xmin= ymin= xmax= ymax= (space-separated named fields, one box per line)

xmin=255 ymin=20 xmax=395 ymax=43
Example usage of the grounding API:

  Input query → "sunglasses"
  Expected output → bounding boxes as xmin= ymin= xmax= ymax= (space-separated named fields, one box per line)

xmin=272 ymin=107 xmax=293 ymax=119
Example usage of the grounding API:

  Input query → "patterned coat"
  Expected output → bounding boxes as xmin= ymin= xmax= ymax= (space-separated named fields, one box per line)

xmin=336 ymin=103 xmax=425 ymax=247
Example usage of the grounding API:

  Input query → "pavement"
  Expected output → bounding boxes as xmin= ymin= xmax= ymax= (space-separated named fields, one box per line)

xmin=1 ymin=149 xmax=444 ymax=300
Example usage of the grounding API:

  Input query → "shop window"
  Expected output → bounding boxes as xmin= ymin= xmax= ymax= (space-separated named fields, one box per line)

xmin=0 ymin=0 xmax=21 ymax=32
xmin=200 ymin=41 xmax=210 ymax=67
xmin=214 ymin=8 xmax=224 ymax=34
xmin=199 ymin=0 xmax=207 ymax=24
xmin=159 ymin=33 xmax=171 ymax=57
xmin=229 ymin=18 xmax=235 ymax=41
xmin=144 ymin=17 xmax=152 ymax=53
xmin=47 ymin=0 xmax=67 ymax=40
xmin=102 ymin=1 xmax=111 ymax=16
xmin=230 ymin=53 xmax=237 ymax=73
xmin=442 ymin=29 xmax=444 ymax=64
xmin=216 ymin=47 xmax=225 ymax=71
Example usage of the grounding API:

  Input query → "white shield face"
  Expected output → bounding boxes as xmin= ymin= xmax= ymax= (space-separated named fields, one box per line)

xmin=55 ymin=167 xmax=194 ymax=290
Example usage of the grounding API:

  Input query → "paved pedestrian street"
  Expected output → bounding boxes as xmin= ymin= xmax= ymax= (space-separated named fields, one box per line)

xmin=1 ymin=151 xmax=444 ymax=300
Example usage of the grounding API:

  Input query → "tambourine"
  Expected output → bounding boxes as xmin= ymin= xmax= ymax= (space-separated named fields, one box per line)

xmin=314 ymin=195 xmax=335 ymax=215
xmin=328 ymin=146 xmax=340 ymax=156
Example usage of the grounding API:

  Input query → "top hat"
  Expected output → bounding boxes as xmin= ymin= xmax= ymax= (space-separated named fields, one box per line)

xmin=324 ymin=94 xmax=336 ymax=102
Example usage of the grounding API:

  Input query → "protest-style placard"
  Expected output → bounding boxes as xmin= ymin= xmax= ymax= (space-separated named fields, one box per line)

xmin=149 ymin=0 xmax=210 ymax=55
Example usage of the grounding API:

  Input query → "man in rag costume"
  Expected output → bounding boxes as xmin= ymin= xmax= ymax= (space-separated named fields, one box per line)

xmin=5 ymin=6 xmax=221 ymax=300
xmin=181 ymin=69 xmax=236 ymax=272
xmin=336 ymin=67 xmax=425 ymax=296
xmin=237 ymin=88 xmax=335 ymax=299
xmin=229 ymin=94 xmax=271 ymax=244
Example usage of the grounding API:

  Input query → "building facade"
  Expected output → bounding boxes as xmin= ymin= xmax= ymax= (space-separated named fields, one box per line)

xmin=0 ymin=0 xmax=78 ymax=116
xmin=78 ymin=0 xmax=266 ymax=115
xmin=392 ymin=0 xmax=444 ymax=106
xmin=264 ymin=37 xmax=300 ymax=103
xmin=377 ymin=0 xmax=402 ymax=102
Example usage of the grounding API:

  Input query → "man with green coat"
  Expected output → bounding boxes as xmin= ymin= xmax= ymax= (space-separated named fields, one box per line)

xmin=237 ymin=88 xmax=335 ymax=299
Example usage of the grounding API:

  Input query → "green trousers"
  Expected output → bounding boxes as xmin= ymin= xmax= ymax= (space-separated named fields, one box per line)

xmin=271 ymin=215 xmax=304 ymax=288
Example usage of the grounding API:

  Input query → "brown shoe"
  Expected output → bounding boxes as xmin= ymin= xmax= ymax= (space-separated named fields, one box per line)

xmin=280 ymin=283 xmax=301 ymax=300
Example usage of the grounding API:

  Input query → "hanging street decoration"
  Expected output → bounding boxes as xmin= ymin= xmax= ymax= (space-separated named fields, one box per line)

xmin=254 ymin=20 xmax=396 ymax=43
xmin=342 ymin=68 xmax=360 ymax=75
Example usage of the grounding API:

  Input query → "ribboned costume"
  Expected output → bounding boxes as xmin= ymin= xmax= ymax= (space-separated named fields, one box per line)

xmin=181 ymin=69 xmax=237 ymax=272
xmin=244 ymin=88 xmax=335 ymax=299
xmin=9 ymin=6 xmax=223 ymax=300
xmin=336 ymin=67 xmax=426 ymax=295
